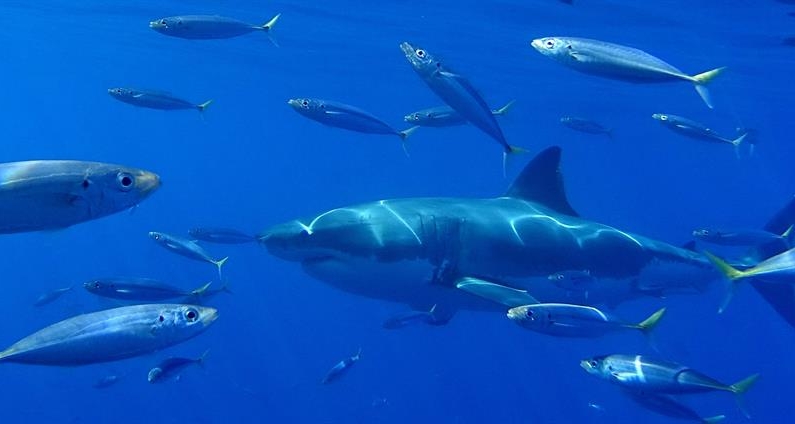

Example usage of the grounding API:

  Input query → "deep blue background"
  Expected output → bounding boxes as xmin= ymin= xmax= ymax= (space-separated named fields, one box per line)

xmin=0 ymin=1 xmax=793 ymax=422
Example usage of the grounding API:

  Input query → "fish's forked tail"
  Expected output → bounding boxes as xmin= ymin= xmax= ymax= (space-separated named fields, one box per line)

xmin=353 ymin=347 xmax=362 ymax=361
xmin=197 ymin=99 xmax=213 ymax=112
xmin=635 ymin=307 xmax=666 ymax=351
xmin=702 ymin=415 xmax=726 ymax=424
xmin=502 ymin=145 xmax=528 ymax=178
xmin=783 ymin=225 xmax=795 ymax=248
xmin=259 ymin=13 xmax=281 ymax=47
xmin=190 ymin=281 xmax=213 ymax=296
xmin=729 ymin=373 xmax=760 ymax=418
xmin=703 ymin=251 xmax=748 ymax=313
xmin=214 ymin=257 xmax=229 ymax=280
xmin=197 ymin=349 xmax=211 ymax=368
xmin=398 ymin=126 xmax=419 ymax=158
xmin=492 ymin=100 xmax=516 ymax=116
xmin=691 ymin=67 xmax=726 ymax=109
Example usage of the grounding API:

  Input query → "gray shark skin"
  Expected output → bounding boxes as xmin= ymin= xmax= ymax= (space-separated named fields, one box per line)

xmin=259 ymin=147 xmax=794 ymax=326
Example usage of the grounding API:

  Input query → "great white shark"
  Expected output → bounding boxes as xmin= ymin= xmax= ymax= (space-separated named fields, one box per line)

xmin=260 ymin=147 xmax=795 ymax=327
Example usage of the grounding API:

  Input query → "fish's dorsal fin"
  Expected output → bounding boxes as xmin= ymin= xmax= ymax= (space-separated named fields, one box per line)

xmin=505 ymin=146 xmax=578 ymax=216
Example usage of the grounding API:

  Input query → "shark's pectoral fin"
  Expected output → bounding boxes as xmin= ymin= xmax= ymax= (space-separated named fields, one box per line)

xmin=455 ymin=277 xmax=539 ymax=307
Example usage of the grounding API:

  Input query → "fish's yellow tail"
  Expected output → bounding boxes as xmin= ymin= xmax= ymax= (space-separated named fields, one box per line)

xmin=398 ymin=126 xmax=420 ymax=157
xmin=260 ymin=13 xmax=281 ymax=47
xmin=704 ymin=251 xmax=750 ymax=313
xmin=703 ymin=415 xmax=726 ymax=424
xmin=502 ymin=145 xmax=528 ymax=178
xmin=492 ymin=100 xmax=516 ymax=116
xmin=690 ymin=67 xmax=726 ymax=109
xmin=197 ymin=100 xmax=213 ymax=112
xmin=190 ymin=281 xmax=213 ymax=296
xmin=730 ymin=373 xmax=759 ymax=418
xmin=214 ymin=257 xmax=229 ymax=280
xmin=636 ymin=307 xmax=666 ymax=334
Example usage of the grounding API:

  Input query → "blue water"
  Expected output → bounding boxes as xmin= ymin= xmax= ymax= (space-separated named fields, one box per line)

xmin=0 ymin=0 xmax=793 ymax=422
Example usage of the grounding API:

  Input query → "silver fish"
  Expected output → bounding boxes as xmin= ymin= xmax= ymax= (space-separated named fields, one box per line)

xmin=560 ymin=117 xmax=612 ymax=138
xmin=148 ymin=350 xmax=208 ymax=383
xmin=93 ymin=374 xmax=123 ymax=389
xmin=531 ymin=37 xmax=725 ymax=108
xmin=706 ymin=248 xmax=795 ymax=312
xmin=0 ymin=304 xmax=218 ymax=366
xmin=188 ymin=227 xmax=258 ymax=244
xmin=287 ymin=98 xmax=418 ymax=155
xmin=149 ymin=14 xmax=280 ymax=43
xmin=0 ymin=161 xmax=159 ymax=233
xmin=149 ymin=232 xmax=229 ymax=279
xmin=627 ymin=391 xmax=726 ymax=423
xmin=108 ymin=88 xmax=212 ymax=113
xmin=322 ymin=348 xmax=361 ymax=384
xmin=652 ymin=114 xmax=747 ymax=147
xmin=507 ymin=304 xmax=665 ymax=338
xmin=693 ymin=226 xmax=792 ymax=247
xmin=33 ymin=286 xmax=73 ymax=307
xmin=83 ymin=278 xmax=211 ymax=301
xmin=382 ymin=305 xmax=448 ymax=329
xmin=404 ymin=100 xmax=515 ymax=127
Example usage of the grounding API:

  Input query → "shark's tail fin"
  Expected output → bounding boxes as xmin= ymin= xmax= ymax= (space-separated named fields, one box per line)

xmin=691 ymin=67 xmax=726 ymax=109
xmin=729 ymin=373 xmax=760 ymax=418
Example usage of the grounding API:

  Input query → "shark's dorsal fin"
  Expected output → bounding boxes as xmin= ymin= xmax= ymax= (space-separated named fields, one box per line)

xmin=505 ymin=146 xmax=578 ymax=217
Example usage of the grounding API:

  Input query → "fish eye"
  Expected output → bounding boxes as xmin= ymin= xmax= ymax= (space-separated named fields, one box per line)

xmin=660 ymin=115 xmax=668 ymax=121
xmin=590 ymin=360 xmax=598 ymax=367
xmin=526 ymin=310 xmax=534 ymax=319
xmin=545 ymin=40 xmax=555 ymax=48
xmin=93 ymin=282 xmax=101 ymax=289
xmin=301 ymin=100 xmax=309 ymax=107
xmin=185 ymin=308 xmax=199 ymax=322
xmin=116 ymin=172 xmax=134 ymax=191
xmin=158 ymin=315 xmax=165 ymax=322
xmin=415 ymin=49 xmax=425 ymax=58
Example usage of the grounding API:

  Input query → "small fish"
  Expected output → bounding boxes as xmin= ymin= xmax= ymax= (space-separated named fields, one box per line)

xmin=322 ymin=348 xmax=361 ymax=384
xmin=560 ymin=117 xmax=612 ymax=138
xmin=93 ymin=374 xmax=123 ymax=389
xmin=287 ymin=98 xmax=418 ymax=155
xmin=627 ymin=391 xmax=725 ymax=423
xmin=548 ymin=270 xmax=596 ymax=296
xmin=580 ymin=354 xmax=758 ymax=416
xmin=693 ymin=226 xmax=792 ymax=247
xmin=149 ymin=14 xmax=280 ymax=44
xmin=506 ymin=304 xmax=665 ymax=338
xmin=188 ymin=282 xmax=233 ymax=300
xmin=403 ymin=100 xmax=515 ymax=127
xmin=0 ymin=304 xmax=218 ymax=366
xmin=705 ymin=249 xmax=795 ymax=312
xmin=188 ymin=227 xmax=258 ymax=244
xmin=149 ymin=232 xmax=229 ymax=279
xmin=33 ymin=286 xmax=73 ymax=307
xmin=0 ymin=161 xmax=159 ymax=234
xmin=382 ymin=305 xmax=448 ymax=329
xmin=400 ymin=42 xmax=524 ymax=173
xmin=530 ymin=37 xmax=725 ymax=108
xmin=652 ymin=114 xmax=747 ymax=148
xmin=83 ymin=278 xmax=212 ymax=301
xmin=148 ymin=350 xmax=208 ymax=383
xmin=108 ymin=88 xmax=212 ymax=113
xmin=587 ymin=401 xmax=605 ymax=412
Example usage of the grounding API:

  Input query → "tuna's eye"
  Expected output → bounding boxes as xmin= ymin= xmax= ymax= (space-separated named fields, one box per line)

xmin=545 ymin=40 xmax=554 ymax=48
xmin=415 ymin=49 xmax=425 ymax=58
xmin=185 ymin=308 xmax=198 ymax=322
xmin=590 ymin=360 xmax=598 ymax=367
xmin=94 ymin=282 xmax=100 ymax=289
xmin=660 ymin=115 xmax=668 ymax=121
xmin=117 ymin=172 xmax=134 ymax=191
xmin=301 ymin=100 xmax=308 ymax=107
xmin=526 ymin=310 xmax=534 ymax=319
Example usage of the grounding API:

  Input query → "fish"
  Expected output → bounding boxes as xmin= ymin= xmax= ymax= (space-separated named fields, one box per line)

xmin=260 ymin=147 xmax=721 ymax=318
xmin=0 ymin=304 xmax=218 ymax=366
xmin=580 ymin=354 xmax=758 ymax=415
xmin=706 ymin=248 xmax=795 ymax=312
xmin=188 ymin=282 xmax=233 ymax=300
xmin=147 ymin=350 xmax=208 ymax=383
xmin=548 ymin=270 xmax=596 ymax=297
xmin=33 ymin=286 xmax=73 ymax=307
xmin=382 ymin=305 xmax=448 ymax=329
xmin=287 ymin=98 xmax=418 ymax=155
xmin=0 ymin=161 xmax=159 ymax=234
xmin=627 ymin=391 xmax=725 ymax=423
xmin=399 ymin=42 xmax=523 ymax=172
xmin=322 ymin=348 xmax=361 ymax=384
xmin=559 ymin=117 xmax=612 ymax=138
xmin=188 ymin=227 xmax=258 ymax=244
xmin=403 ymin=100 xmax=515 ymax=127
xmin=693 ymin=226 xmax=793 ymax=247
xmin=652 ymin=114 xmax=747 ymax=148
xmin=506 ymin=304 xmax=666 ymax=338
xmin=92 ymin=374 xmax=123 ymax=389
xmin=108 ymin=88 xmax=212 ymax=113
xmin=149 ymin=232 xmax=229 ymax=279
xmin=149 ymin=14 xmax=280 ymax=44
xmin=530 ymin=37 xmax=725 ymax=108
xmin=83 ymin=278 xmax=213 ymax=301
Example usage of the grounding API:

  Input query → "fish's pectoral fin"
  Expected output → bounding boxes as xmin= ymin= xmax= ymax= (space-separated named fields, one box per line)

xmin=455 ymin=277 xmax=539 ymax=307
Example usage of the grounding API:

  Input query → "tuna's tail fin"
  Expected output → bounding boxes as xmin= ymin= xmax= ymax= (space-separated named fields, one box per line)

xmin=259 ymin=13 xmax=281 ymax=47
xmin=702 ymin=415 xmax=726 ymax=424
xmin=214 ymin=257 xmax=229 ymax=280
xmin=398 ymin=126 xmax=419 ymax=158
xmin=197 ymin=100 xmax=213 ymax=112
xmin=190 ymin=281 xmax=213 ymax=296
xmin=492 ymin=100 xmax=516 ymax=116
xmin=197 ymin=349 xmax=211 ymax=368
xmin=782 ymin=224 xmax=794 ymax=248
xmin=635 ymin=307 xmax=666 ymax=351
xmin=691 ymin=67 xmax=727 ymax=109
xmin=730 ymin=373 xmax=760 ymax=418
xmin=704 ymin=251 xmax=749 ymax=313
xmin=353 ymin=347 xmax=362 ymax=361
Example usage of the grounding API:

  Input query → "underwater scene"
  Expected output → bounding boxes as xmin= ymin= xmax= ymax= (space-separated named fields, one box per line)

xmin=0 ymin=1 xmax=794 ymax=423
